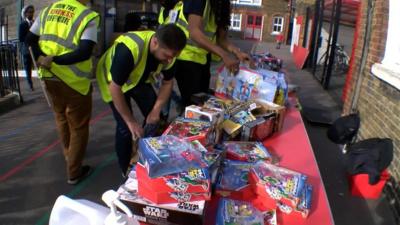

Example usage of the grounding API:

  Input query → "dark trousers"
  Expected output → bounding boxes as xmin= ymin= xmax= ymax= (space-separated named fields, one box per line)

xmin=22 ymin=53 xmax=33 ymax=89
xmin=109 ymin=83 xmax=157 ymax=174
xmin=174 ymin=58 xmax=211 ymax=107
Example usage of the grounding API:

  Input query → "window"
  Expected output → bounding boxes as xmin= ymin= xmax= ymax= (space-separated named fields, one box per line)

xmin=272 ymin=16 xmax=284 ymax=34
xmin=231 ymin=0 xmax=262 ymax=7
xmin=230 ymin=13 xmax=242 ymax=31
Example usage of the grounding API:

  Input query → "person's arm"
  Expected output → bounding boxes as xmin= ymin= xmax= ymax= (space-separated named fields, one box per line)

xmin=18 ymin=22 xmax=27 ymax=42
xmin=109 ymin=43 xmax=144 ymax=138
xmin=217 ymin=28 xmax=250 ymax=62
xmin=187 ymin=14 xmax=238 ymax=71
xmin=52 ymin=40 xmax=95 ymax=65
xmin=109 ymin=82 xmax=144 ymax=138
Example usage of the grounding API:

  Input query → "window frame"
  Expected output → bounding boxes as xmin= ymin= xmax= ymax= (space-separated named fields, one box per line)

xmin=231 ymin=0 xmax=262 ymax=7
xmin=271 ymin=16 xmax=284 ymax=35
xmin=229 ymin=13 xmax=242 ymax=31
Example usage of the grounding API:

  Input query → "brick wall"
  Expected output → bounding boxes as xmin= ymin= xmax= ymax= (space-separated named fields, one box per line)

xmin=343 ymin=0 xmax=400 ymax=221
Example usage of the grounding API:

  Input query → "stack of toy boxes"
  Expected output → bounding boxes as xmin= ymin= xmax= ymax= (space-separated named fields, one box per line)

xmin=249 ymin=161 xmax=313 ymax=218
xmin=118 ymin=170 xmax=207 ymax=225
xmin=224 ymin=141 xmax=273 ymax=163
xmin=137 ymin=135 xmax=223 ymax=205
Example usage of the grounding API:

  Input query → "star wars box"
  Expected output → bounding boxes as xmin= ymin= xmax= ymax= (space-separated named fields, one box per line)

xmin=215 ymin=160 xmax=256 ymax=201
xmin=138 ymin=135 xmax=213 ymax=178
xmin=224 ymin=141 xmax=272 ymax=163
xmin=118 ymin=172 xmax=206 ymax=225
xmin=138 ymin=179 xmax=211 ymax=204
xmin=163 ymin=117 xmax=215 ymax=146
xmin=249 ymin=162 xmax=307 ymax=207
xmin=136 ymin=163 xmax=211 ymax=193
xmin=216 ymin=198 xmax=274 ymax=225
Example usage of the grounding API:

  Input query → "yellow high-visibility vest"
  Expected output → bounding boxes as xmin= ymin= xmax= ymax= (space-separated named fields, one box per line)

xmin=161 ymin=0 xmax=217 ymax=65
xmin=96 ymin=31 xmax=174 ymax=103
xmin=38 ymin=0 xmax=99 ymax=95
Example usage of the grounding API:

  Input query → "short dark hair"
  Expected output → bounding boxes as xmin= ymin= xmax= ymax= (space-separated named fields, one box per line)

xmin=155 ymin=24 xmax=186 ymax=52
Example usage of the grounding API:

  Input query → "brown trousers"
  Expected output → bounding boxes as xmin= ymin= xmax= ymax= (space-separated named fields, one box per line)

xmin=45 ymin=80 xmax=92 ymax=179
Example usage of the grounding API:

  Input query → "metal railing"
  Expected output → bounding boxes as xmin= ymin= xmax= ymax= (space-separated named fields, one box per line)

xmin=0 ymin=41 xmax=23 ymax=102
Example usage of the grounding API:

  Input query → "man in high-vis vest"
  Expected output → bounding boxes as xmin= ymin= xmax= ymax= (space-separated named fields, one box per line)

xmin=96 ymin=24 xmax=186 ymax=176
xmin=160 ymin=0 xmax=250 ymax=107
xmin=26 ymin=0 xmax=99 ymax=185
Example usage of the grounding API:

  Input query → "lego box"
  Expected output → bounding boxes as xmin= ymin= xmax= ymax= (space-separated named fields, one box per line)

xmin=136 ymin=163 xmax=211 ymax=193
xmin=163 ymin=117 xmax=215 ymax=146
xmin=118 ymin=171 xmax=206 ymax=225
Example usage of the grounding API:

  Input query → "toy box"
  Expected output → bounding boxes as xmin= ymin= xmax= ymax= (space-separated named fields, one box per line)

xmin=249 ymin=162 xmax=307 ymax=206
xmin=252 ymin=100 xmax=285 ymax=133
xmin=118 ymin=171 xmax=206 ymax=225
xmin=138 ymin=179 xmax=211 ymax=204
xmin=277 ymin=184 xmax=313 ymax=218
xmin=215 ymin=198 xmax=266 ymax=225
xmin=241 ymin=116 xmax=275 ymax=141
xmin=185 ymin=105 xmax=224 ymax=126
xmin=163 ymin=118 xmax=215 ymax=146
xmin=138 ymin=135 xmax=213 ymax=178
xmin=224 ymin=141 xmax=272 ymax=163
xmin=136 ymin=163 xmax=211 ymax=193
xmin=215 ymin=160 xmax=256 ymax=200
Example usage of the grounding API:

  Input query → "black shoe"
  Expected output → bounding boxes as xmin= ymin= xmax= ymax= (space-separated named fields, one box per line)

xmin=67 ymin=165 xmax=93 ymax=185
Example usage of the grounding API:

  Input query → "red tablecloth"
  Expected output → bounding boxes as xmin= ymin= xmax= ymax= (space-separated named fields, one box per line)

xmin=205 ymin=98 xmax=334 ymax=225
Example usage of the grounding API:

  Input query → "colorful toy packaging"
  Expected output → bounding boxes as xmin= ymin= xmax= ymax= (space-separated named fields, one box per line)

xmin=138 ymin=135 xmax=214 ymax=178
xmin=277 ymin=184 xmax=313 ymax=218
xmin=136 ymin=163 xmax=211 ymax=193
xmin=224 ymin=141 xmax=272 ymax=163
xmin=163 ymin=117 xmax=215 ymax=146
xmin=215 ymin=198 xmax=271 ymax=225
xmin=215 ymin=160 xmax=256 ymax=200
xmin=138 ymin=179 xmax=211 ymax=204
xmin=249 ymin=162 xmax=307 ymax=206
xmin=118 ymin=170 xmax=206 ymax=225
xmin=185 ymin=105 xmax=224 ymax=126
xmin=241 ymin=116 xmax=275 ymax=141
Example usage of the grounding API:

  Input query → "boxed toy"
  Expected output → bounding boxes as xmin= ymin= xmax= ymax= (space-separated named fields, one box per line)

xmin=185 ymin=105 xmax=224 ymax=125
xmin=249 ymin=162 xmax=307 ymax=206
xmin=241 ymin=116 xmax=275 ymax=141
xmin=277 ymin=184 xmax=313 ymax=218
xmin=163 ymin=117 xmax=215 ymax=146
xmin=215 ymin=160 xmax=256 ymax=200
xmin=138 ymin=135 xmax=213 ymax=178
xmin=252 ymin=100 xmax=285 ymax=133
xmin=118 ymin=171 xmax=206 ymax=225
xmin=224 ymin=141 xmax=272 ymax=163
xmin=215 ymin=198 xmax=268 ymax=225
xmin=136 ymin=163 xmax=211 ymax=193
xmin=138 ymin=180 xmax=211 ymax=204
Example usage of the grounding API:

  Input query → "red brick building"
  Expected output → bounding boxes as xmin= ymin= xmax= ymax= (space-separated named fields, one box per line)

xmin=343 ymin=0 xmax=400 ymax=220
xmin=229 ymin=0 xmax=290 ymax=43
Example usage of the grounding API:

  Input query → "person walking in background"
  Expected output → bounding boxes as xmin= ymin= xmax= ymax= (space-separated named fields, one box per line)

xmin=26 ymin=0 xmax=100 ymax=185
xmin=18 ymin=5 xmax=35 ymax=91
xmin=96 ymin=24 xmax=186 ymax=177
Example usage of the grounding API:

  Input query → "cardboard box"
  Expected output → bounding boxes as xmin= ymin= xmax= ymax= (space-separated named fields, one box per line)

xmin=163 ymin=117 xmax=215 ymax=146
xmin=215 ymin=198 xmax=268 ymax=225
xmin=184 ymin=105 xmax=224 ymax=126
xmin=252 ymin=100 xmax=285 ymax=133
xmin=136 ymin=163 xmax=211 ymax=193
xmin=241 ymin=115 xmax=275 ymax=141
xmin=118 ymin=172 xmax=206 ymax=225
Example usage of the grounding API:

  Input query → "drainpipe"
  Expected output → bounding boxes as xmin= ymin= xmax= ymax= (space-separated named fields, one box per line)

xmin=350 ymin=0 xmax=375 ymax=112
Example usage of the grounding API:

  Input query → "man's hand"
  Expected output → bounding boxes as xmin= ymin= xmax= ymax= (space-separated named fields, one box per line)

xmin=146 ymin=109 xmax=160 ymax=125
xmin=222 ymin=53 xmax=240 ymax=74
xmin=127 ymin=121 xmax=144 ymax=140
xmin=37 ymin=55 xmax=53 ymax=69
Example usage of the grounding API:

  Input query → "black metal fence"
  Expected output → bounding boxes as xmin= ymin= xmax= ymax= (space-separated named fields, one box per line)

xmin=0 ymin=41 xmax=23 ymax=102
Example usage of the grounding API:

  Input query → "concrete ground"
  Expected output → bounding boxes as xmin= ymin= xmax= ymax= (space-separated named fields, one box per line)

xmin=0 ymin=40 xmax=397 ymax=225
